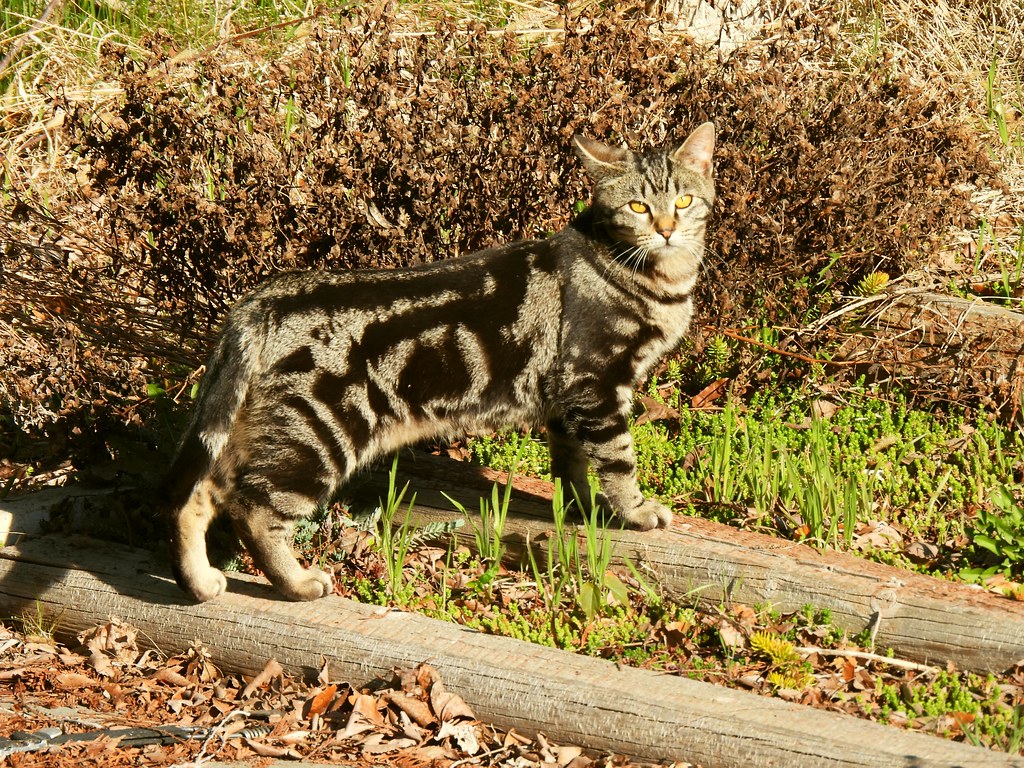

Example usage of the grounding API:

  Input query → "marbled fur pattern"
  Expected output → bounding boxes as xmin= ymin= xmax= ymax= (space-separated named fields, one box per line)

xmin=165 ymin=123 xmax=716 ymax=602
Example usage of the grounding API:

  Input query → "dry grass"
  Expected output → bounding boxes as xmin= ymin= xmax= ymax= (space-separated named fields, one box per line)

xmin=835 ymin=0 xmax=1023 ymax=213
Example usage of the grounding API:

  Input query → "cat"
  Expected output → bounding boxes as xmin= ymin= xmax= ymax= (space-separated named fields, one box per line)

xmin=165 ymin=122 xmax=716 ymax=602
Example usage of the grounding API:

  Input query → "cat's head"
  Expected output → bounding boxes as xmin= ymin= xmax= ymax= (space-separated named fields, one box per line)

xmin=573 ymin=123 xmax=715 ymax=276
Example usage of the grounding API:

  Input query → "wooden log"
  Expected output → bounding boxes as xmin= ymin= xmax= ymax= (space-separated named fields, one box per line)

xmin=835 ymin=290 xmax=1024 ymax=407
xmin=346 ymin=452 xmax=1024 ymax=674
xmin=0 ymin=534 xmax=1020 ymax=768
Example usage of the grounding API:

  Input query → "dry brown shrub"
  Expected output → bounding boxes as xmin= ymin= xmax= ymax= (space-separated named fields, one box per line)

xmin=0 ymin=2 xmax=1000 ymax=471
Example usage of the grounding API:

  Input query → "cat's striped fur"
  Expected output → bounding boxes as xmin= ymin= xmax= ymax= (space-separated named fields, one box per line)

xmin=166 ymin=123 xmax=716 ymax=602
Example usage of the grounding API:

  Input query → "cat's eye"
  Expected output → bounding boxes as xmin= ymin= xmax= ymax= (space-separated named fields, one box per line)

xmin=628 ymin=201 xmax=649 ymax=214
xmin=674 ymin=195 xmax=693 ymax=210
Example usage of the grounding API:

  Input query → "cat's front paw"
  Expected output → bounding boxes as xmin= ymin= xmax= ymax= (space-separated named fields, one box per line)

xmin=278 ymin=566 xmax=335 ymax=602
xmin=621 ymin=499 xmax=673 ymax=531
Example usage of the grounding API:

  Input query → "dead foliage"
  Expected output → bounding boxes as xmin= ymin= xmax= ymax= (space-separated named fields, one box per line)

xmin=0 ymin=617 xmax=636 ymax=767
xmin=0 ymin=2 xmax=1001 ymax=470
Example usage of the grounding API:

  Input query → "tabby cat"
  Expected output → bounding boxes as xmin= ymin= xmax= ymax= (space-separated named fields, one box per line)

xmin=166 ymin=122 xmax=716 ymax=602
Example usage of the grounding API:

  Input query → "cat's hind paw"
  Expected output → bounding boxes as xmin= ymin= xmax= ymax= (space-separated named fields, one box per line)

xmin=183 ymin=567 xmax=229 ymax=603
xmin=621 ymin=499 xmax=674 ymax=531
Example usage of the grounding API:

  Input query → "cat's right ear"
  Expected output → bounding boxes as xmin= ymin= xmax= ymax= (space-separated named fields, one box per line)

xmin=573 ymin=135 xmax=630 ymax=179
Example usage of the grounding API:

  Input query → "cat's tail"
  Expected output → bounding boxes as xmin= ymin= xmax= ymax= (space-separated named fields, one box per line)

xmin=167 ymin=322 xmax=258 ymax=489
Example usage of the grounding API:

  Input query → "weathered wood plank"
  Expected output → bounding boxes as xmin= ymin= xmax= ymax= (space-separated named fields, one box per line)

xmin=1 ymin=534 xmax=1020 ymax=768
xmin=347 ymin=452 xmax=1024 ymax=674
xmin=836 ymin=289 xmax=1024 ymax=406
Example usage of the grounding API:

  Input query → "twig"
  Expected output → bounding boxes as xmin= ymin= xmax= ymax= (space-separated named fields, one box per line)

xmin=144 ymin=10 xmax=325 ymax=78
xmin=795 ymin=647 xmax=940 ymax=674
xmin=450 ymin=744 xmax=513 ymax=768
xmin=715 ymin=327 xmax=862 ymax=367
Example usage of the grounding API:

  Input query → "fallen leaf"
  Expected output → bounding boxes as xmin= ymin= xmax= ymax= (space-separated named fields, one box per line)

xmin=385 ymin=689 xmax=435 ymax=727
xmin=554 ymin=744 xmax=583 ymax=766
xmin=56 ymin=671 xmax=96 ymax=689
xmin=406 ymin=744 xmax=459 ymax=761
xmin=437 ymin=720 xmax=481 ymax=754
xmin=811 ymin=399 xmax=839 ymax=420
xmin=306 ymin=684 xmax=337 ymax=717
xmin=151 ymin=667 xmax=191 ymax=687
xmin=904 ymin=540 xmax=940 ymax=563
xmin=716 ymin=619 xmax=746 ymax=650
xmin=340 ymin=693 xmax=387 ymax=739
xmin=431 ymin=683 xmax=476 ymax=722
xmin=635 ymin=395 xmax=680 ymax=426
xmin=852 ymin=521 xmax=904 ymax=552
xmin=245 ymin=739 xmax=302 ymax=759
xmin=363 ymin=736 xmax=418 ymax=754
xmin=691 ymin=377 xmax=729 ymax=410
xmin=241 ymin=658 xmax=284 ymax=699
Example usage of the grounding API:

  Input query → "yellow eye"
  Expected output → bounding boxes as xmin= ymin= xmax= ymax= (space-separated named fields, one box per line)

xmin=628 ymin=201 xmax=648 ymax=214
xmin=675 ymin=195 xmax=693 ymax=210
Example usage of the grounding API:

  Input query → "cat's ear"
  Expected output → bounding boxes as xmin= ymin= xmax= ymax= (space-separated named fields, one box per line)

xmin=672 ymin=122 xmax=715 ymax=177
xmin=573 ymin=135 xmax=630 ymax=179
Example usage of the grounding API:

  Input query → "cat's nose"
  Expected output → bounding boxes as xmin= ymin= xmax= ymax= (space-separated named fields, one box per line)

xmin=653 ymin=217 xmax=674 ymax=242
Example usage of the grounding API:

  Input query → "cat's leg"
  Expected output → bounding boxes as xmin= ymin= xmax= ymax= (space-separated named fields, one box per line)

xmin=546 ymin=418 xmax=594 ymax=510
xmin=226 ymin=467 xmax=335 ymax=601
xmin=169 ymin=475 xmax=229 ymax=602
xmin=574 ymin=411 xmax=673 ymax=531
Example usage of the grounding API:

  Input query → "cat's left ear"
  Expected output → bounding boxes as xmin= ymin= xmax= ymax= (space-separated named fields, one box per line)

xmin=672 ymin=122 xmax=716 ymax=178
xmin=573 ymin=135 xmax=631 ymax=179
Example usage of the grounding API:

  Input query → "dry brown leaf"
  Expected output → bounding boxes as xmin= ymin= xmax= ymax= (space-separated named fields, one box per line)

xmin=415 ymin=663 xmax=440 ymax=691
xmin=716 ymin=619 xmax=746 ymax=650
xmin=317 ymin=658 xmax=332 ymax=687
xmin=811 ymin=399 xmax=839 ymax=420
xmin=385 ymin=689 xmax=435 ymax=727
xmin=852 ymin=521 xmax=904 ymax=552
xmin=306 ymin=683 xmax=338 ymax=717
xmin=89 ymin=651 xmax=117 ymax=679
xmin=554 ymin=744 xmax=583 ymax=766
xmin=690 ymin=377 xmax=729 ymax=410
xmin=56 ymin=671 xmax=97 ymax=689
xmin=245 ymin=739 xmax=302 ymax=759
xmin=151 ymin=667 xmax=192 ymax=687
xmin=904 ymin=540 xmax=940 ymax=563
xmin=241 ymin=657 xmax=284 ymax=699
xmin=363 ymin=736 xmax=418 ymax=754
xmin=437 ymin=720 xmax=481 ymax=754
xmin=78 ymin=617 xmax=138 ymax=661
xmin=430 ymin=682 xmax=476 ymax=722
xmin=634 ymin=395 xmax=680 ymax=426
xmin=340 ymin=693 xmax=387 ymax=739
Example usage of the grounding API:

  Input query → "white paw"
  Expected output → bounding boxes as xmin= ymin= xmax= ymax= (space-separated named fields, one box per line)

xmin=189 ymin=567 xmax=228 ymax=603
xmin=622 ymin=499 xmax=673 ymax=531
xmin=280 ymin=566 xmax=335 ymax=602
